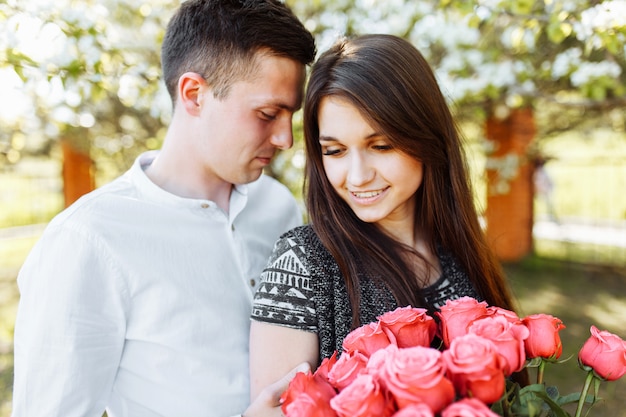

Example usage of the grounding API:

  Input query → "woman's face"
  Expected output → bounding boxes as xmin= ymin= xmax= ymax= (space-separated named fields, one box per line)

xmin=317 ymin=95 xmax=424 ymax=235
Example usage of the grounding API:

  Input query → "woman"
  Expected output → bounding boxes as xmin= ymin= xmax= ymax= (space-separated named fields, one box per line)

xmin=249 ymin=34 xmax=522 ymax=399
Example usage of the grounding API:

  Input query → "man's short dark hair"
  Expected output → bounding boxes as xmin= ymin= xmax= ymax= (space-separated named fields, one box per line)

xmin=161 ymin=0 xmax=316 ymax=102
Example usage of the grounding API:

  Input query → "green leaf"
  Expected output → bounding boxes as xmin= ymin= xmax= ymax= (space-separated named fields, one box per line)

xmin=531 ymin=389 xmax=571 ymax=417
xmin=515 ymin=385 xmax=550 ymax=417
xmin=546 ymin=385 xmax=560 ymax=400
xmin=558 ymin=392 xmax=583 ymax=405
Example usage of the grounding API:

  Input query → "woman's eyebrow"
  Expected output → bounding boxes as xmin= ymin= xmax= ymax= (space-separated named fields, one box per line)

xmin=318 ymin=132 xmax=383 ymax=143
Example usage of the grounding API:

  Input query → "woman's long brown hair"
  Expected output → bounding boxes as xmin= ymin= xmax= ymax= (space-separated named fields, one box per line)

xmin=303 ymin=34 xmax=518 ymax=327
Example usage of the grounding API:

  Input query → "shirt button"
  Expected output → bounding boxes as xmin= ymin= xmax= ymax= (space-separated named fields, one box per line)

xmin=201 ymin=203 xmax=209 ymax=209
xmin=231 ymin=224 xmax=235 ymax=231
xmin=250 ymin=279 xmax=256 ymax=286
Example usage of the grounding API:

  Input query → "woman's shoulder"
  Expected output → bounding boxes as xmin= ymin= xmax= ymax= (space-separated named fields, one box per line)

xmin=273 ymin=224 xmax=340 ymax=279
xmin=277 ymin=224 xmax=327 ymax=251
xmin=280 ymin=223 xmax=315 ymax=239
xmin=266 ymin=224 xmax=318 ymax=267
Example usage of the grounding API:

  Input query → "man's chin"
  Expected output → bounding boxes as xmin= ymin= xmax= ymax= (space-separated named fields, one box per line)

xmin=234 ymin=170 xmax=264 ymax=185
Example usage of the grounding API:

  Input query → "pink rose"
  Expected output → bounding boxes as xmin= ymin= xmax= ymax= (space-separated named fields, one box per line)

xmin=441 ymin=398 xmax=500 ymax=417
xmin=281 ymin=370 xmax=338 ymax=417
xmin=327 ymin=350 xmax=368 ymax=390
xmin=578 ymin=325 xmax=626 ymax=381
xmin=392 ymin=403 xmax=434 ymax=417
xmin=342 ymin=321 xmax=393 ymax=357
xmin=436 ymin=297 xmax=489 ymax=347
xmin=329 ymin=373 xmax=395 ymax=417
xmin=368 ymin=344 xmax=455 ymax=412
xmin=467 ymin=315 xmax=529 ymax=375
xmin=522 ymin=314 xmax=565 ymax=359
xmin=378 ymin=306 xmax=437 ymax=348
xmin=442 ymin=333 xmax=506 ymax=404
xmin=315 ymin=352 xmax=339 ymax=382
xmin=486 ymin=306 xmax=520 ymax=323
xmin=285 ymin=395 xmax=339 ymax=417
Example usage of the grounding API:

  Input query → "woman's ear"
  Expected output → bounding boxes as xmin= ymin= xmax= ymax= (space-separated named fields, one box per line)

xmin=177 ymin=72 xmax=208 ymax=116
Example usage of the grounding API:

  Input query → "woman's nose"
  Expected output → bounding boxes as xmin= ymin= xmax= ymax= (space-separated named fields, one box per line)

xmin=347 ymin=153 xmax=374 ymax=186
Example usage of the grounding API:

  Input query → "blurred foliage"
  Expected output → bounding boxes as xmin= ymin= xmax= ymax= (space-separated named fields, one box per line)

xmin=0 ymin=0 xmax=625 ymax=190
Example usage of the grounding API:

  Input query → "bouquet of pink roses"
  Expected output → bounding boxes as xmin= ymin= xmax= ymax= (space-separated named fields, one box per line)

xmin=280 ymin=297 xmax=626 ymax=417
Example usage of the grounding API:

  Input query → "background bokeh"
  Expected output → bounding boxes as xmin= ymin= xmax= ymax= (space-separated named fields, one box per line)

xmin=1 ymin=0 xmax=625 ymax=415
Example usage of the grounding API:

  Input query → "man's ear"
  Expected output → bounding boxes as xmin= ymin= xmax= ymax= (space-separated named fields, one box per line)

xmin=177 ymin=72 xmax=209 ymax=116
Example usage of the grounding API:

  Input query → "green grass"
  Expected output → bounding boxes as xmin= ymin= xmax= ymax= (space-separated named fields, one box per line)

xmin=534 ymin=238 xmax=626 ymax=267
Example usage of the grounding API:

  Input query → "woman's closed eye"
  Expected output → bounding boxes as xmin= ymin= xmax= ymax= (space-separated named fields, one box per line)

xmin=321 ymin=146 xmax=343 ymax=156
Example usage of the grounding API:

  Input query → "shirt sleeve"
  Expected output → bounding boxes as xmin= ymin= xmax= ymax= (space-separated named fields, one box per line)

xmin=251 ymin=232 xmax=317 ymax=332
xmin=12 ymin=223 xmax=127 ymax=417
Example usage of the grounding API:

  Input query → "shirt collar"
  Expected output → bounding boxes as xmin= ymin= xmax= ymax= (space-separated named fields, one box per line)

xmin=130 ymin=151 xmax=249 ymax=216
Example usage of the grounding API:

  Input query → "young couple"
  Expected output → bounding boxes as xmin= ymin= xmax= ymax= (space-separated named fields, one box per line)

xmin=12 ymin=1 xmax=519 ymax=416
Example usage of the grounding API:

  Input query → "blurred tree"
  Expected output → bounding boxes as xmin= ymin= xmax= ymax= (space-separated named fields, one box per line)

xmin=1 ymin=0 xmax=624 ymax=255
xmin=0 ymin=0 xmax=174 ymax=204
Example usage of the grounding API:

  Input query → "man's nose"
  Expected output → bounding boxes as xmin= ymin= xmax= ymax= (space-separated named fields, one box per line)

xmin=269 ymin=119 xmax=294 ymax=150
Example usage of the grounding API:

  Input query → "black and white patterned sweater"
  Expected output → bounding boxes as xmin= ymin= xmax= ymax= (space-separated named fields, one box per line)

xmin=251 ymin=224 xmax=481 ymax=362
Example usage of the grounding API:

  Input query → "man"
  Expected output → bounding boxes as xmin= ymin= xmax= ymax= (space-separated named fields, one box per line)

xmin=11 ymin=1 xmax=316 ymax=416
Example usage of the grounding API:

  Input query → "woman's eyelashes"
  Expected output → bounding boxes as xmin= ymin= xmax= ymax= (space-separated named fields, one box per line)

xmin=321 ymin=147 xmax=341 ymax=156
xmin=320 ymin=143 xmax=393 ymax=156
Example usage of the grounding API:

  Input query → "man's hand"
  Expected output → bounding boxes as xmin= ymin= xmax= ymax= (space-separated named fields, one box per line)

xmin=243 ymin=362 xmax=311 ymax=417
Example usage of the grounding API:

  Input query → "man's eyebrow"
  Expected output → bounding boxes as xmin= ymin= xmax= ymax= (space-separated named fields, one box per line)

xmin=262 ymin=100 xmax=301 ymax=113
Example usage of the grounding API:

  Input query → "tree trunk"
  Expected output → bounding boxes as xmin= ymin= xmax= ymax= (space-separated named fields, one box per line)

xmin=61 ymin=140 xmax=95 ymax=207
xmin=484 ymin=107 xmax=535 ymax=262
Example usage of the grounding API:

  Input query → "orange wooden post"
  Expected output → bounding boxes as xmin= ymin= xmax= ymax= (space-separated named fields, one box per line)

xmin=61 ymin=140 xmax=95 ymax=207
xmin=484 ymin=108 xmax=535 ymax=262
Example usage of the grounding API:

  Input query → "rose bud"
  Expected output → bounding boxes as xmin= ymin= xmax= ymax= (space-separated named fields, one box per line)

xmin=578 ymin=325 xmax=626 ymax=381
xmin=436 ymin=297 xmax=489 ymax=347
xmin=342 ymin=321 xmax=392 ymax=357
xmin=378 ymin=306 xmax=437 ymax=348
xmin=522 ymin=314 xmax=565 ymax=360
